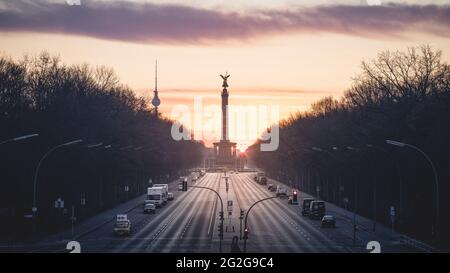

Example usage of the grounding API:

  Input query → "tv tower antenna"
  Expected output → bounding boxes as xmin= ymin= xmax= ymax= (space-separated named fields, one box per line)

xmin=151 ymin=60 xmax=160 ymax=116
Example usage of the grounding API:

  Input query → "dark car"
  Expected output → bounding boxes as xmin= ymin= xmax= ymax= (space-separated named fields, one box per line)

xmin=301 ymin=198 xmax=315 ymax=216
xmin=259 ymin=176 xmax=267 ymax=185
xmin=321 ymin=215 xmax=336 ymax=228
xmin=309 ymin=201 xmax=326 ymax=220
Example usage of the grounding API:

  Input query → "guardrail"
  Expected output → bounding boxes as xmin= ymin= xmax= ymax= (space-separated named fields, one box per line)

xmin=399 ymin=235 xmax=436 ymax=253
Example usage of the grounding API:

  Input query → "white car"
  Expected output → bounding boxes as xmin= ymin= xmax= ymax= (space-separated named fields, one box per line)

xmin=168 ymin=192 xmax=174 ymax=201
xmin=143 ymin=201 xmax=156 ymax=214
xmin=114 ymin=214 xmax=131 ymax=236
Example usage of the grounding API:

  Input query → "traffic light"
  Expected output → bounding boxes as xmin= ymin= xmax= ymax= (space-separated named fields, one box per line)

xmin=243 ymin=227 xmax=249 ymax=240
xmin=182 ymin=180 xmax=187 ymax=191
xmin=293 ymin=190 xmax=298 ymax=203
xmin=219 ymin=211 xmax=224 ymax=220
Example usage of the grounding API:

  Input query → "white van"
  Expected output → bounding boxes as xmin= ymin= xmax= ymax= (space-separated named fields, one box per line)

xmin=147 ymin=187 xmax=164 ymax=208
xmin=153 ymin=184 xmax=168 ymax=204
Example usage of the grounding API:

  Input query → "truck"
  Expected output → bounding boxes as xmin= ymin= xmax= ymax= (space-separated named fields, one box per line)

xmin=153 ymin=184 xmax=169 ymax=204
xmin=147 ymin=187 xmax=164 ymax=208
xmin=114 ymin=214 xmax=131 ymax=236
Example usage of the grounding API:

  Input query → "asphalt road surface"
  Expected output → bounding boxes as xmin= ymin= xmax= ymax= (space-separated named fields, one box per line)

xmin=3 ymin=172 xmax=420 ymax=253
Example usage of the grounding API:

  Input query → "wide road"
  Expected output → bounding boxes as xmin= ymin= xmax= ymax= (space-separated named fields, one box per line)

xmin=8 ymin=172 xmax=418 ymax=253
xmin=79 ymin=173 xmax=222 ymax=253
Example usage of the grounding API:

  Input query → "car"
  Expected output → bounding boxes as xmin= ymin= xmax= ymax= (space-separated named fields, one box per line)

xmin=114 ymin=214 xmax=131 ymax=236
xmin=276 ymin=185 xmax=288 ymax=197
xmin=309 ymin=201 xmax=326 ymax=220
xmin=178 ymin=177 xmax=187 ymax=191
xmin=167 ymin=192 xmax=174 ymax=201
xmin=321 ymin=215 xmax=336 ymax=228
xmin=301 ymin=198 xmax=315 ymax=216
xmin=259 ymin=176 xmax=267 ymax=185
xmin=268 ymin=184 xmax=274 ymax=191
xmin=143 ymin=202 xmax=156 ymax=214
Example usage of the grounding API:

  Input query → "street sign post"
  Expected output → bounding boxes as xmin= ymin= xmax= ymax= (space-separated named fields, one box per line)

xmin=227 ymin=200 xmax=233 ymax=212
xmin=54 ymin=198 xmax=64 ymax=209
xmin=390 ymin=206 xmax=396 ymax=232
xmin=343 ymin=197 xmax=349 ymax=210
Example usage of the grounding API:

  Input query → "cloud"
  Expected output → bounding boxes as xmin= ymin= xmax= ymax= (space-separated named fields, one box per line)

xmin=0 ymin=0 xmax=449 ymax=44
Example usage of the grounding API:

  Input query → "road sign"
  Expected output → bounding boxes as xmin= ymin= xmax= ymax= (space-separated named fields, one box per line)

xmin=227 ymin=200 xmax=233 ymax=212
xmin=81 ymin=194 xmax=86 ymax=206
xmin=390 ymin=206 xmax=396 ymax=216
xmin=54 ymin=198 xmax=64 ymax=209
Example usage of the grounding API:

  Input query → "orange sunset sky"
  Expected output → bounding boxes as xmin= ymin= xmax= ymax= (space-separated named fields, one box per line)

xmin=1 ymin=0 xmax=450 ymax=149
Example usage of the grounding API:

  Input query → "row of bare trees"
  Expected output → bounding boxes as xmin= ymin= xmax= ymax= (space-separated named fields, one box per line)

xmin=0 ymin=52 xmax=205 ymax=242
xmin=248 ymin=46 xmax=450 ymax=249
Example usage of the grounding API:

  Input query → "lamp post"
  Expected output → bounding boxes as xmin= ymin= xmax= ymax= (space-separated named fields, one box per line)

xmin=0 ymin=133 xmax=39 ymax=145
xmin=243 ymin=196 xmax=279 ymax=253
xmin=386 ymin=139 xmax=439 ymax=239
xmin=32 ymin=139 xmax=83 ymax=215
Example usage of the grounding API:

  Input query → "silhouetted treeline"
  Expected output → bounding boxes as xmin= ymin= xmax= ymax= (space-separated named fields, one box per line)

xmin=0 ymin=52 xmax=204 ymax=241
xmin=248 ymin=46 xmax=450 ymax=250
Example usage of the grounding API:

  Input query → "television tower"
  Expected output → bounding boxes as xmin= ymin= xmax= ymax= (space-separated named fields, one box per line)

xmin=151 ymin=60 xmax=161 ymax=115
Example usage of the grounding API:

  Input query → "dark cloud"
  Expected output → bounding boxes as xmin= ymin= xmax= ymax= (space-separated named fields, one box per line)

xmin=0 ymin=0 xmax=449 ymax=43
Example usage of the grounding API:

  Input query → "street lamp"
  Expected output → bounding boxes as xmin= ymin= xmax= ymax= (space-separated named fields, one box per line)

xmin=32 ymin=139 xmax=83 ymax=214
xmin=0 ymin=133 xmax=39 ymax=145
xmin=87 ymin=142 xmax=103 ymax=149
xmin=386 ymin=139 xmax=439 ymax=239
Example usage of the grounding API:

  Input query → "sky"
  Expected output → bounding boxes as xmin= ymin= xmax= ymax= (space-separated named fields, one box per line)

xmin=1 ymin=0 xmax=450 ymax=149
